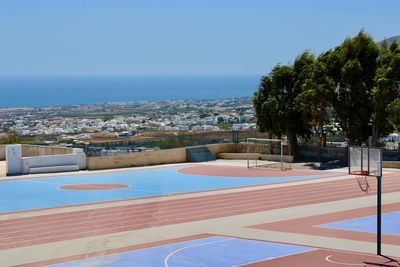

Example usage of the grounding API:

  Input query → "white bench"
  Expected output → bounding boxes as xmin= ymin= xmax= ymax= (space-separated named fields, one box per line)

xmin=29 ymin=164 xmax=80 ymax=174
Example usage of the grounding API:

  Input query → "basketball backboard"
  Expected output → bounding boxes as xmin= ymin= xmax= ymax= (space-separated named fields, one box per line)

xmin=348 ymin=146 xmax=382 ymax=177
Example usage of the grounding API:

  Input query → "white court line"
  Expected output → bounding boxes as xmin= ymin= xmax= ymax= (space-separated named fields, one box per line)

xmin=325 ymin=255 xmax=365 ymax=266
xmin=164 ymin=237 xmax=234 ymax=267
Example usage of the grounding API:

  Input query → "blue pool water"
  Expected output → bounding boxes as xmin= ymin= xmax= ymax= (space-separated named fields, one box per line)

xmin=0 ymin=166 xmax=338 ymax=213
xmin=319 ymin=211 xmax=400 ymax=236
xmin=51 ymin=236 xmax=314 ymax=267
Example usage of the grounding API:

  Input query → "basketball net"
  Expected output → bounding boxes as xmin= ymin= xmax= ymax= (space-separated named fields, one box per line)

xmin=355 ymin=171 xmax=370 ymax=193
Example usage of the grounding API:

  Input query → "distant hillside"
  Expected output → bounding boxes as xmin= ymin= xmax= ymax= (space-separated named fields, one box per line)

xmin=379 ymin=35 xmax=400 ymax=46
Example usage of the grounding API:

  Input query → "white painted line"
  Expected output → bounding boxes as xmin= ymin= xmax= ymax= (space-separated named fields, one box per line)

xmin=164 ymin=238 xmax=234 ymax=267
xmin=325 ymin=255 xmax=365 ymax=266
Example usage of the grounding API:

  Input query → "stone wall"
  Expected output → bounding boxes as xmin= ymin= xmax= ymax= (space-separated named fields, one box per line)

xmin=86 ymin=143 xmax=236 ymax=170
xmin=21 ymin=145 xmax=74 ymax=157
xmin=0 ymin=144 xmax=74 ymax=161
xmin=87 ymin=147 xmax=186 ymax=170
xmin=383 ymin=161 xmax=400 ymax=168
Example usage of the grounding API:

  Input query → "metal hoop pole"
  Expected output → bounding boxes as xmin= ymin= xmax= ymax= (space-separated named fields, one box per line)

xmin=377 ymin=175 xmax=382 ymax=255
xmin=247 ymin=138 xmax=249 ymax=169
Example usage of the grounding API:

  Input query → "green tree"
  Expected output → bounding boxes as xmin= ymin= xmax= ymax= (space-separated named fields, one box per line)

xmin=296 ymin=57 xmax=335 ymax=161
xmin=371 ymin=40 xmax=400 ymax=144
xmin=0 ymin=133 xmax=22 ymax=144
xmin=253 ymin=64 xmax=309 ymax=155
xmin=388 ymin=98 xmax=400 ymax=130
xmin=322 ymin=31 xmax=379 ymax=145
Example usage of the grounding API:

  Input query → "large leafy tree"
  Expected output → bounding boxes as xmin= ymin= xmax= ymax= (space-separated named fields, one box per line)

xmin=253 ymin=64 xmax=309 ymax=155
xmin=322 ymin=31 xmax=379 ymax=145
xmin=296 ymin=57 xmax=335 ymax=160
xmin=372 ymin=40 xmax=400 ymax=144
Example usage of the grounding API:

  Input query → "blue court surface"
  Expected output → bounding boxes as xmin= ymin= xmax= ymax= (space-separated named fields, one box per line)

xmin=319 ymin=211 xmax=400 ymax=236
xmin=51 ymin=236 xmax=315 ymax=267
xmin=0 ymin=166 xmax=338 ymax=213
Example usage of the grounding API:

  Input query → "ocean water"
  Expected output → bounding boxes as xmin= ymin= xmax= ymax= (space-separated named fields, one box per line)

xmin=0 ymin=75 xmax=260 ymax=108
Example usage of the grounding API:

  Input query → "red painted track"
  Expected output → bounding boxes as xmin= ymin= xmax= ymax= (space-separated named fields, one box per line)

xmin=178 ymin=165 xmax=337 ymax=177
xmin=0 ymin=171 xmax=399 ymax=250
xmin=253 ymin=202 xmax=400 ymax=245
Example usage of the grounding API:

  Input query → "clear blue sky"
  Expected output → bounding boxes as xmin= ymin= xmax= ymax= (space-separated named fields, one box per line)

xmin=0 ymin=0 xmax=399 ymax=76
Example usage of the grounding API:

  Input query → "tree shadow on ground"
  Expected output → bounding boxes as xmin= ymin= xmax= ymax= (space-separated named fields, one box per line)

xmin=304 ymin=160 xmax=345 ymax=170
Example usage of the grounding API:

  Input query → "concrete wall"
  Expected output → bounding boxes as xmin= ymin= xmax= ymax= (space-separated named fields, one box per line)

xmin=21 ymin=144 xmax=74 ymax=157
xmin=207 ymin=143 xmax=236 ymax=155
xmin=87 ymin=147 xmax=186 ymax=170
xmin=21 ymin=152 xmax=86 ymax=174
xmin=87 ymin=143 xmax=236 ymax=170
xmin=0 ymin=144 xmax=73 ymax=160
xmin=6 ymin=145 xmax=86 ymax=175
xmin=383 ymin=161 xmax=400 ymax=168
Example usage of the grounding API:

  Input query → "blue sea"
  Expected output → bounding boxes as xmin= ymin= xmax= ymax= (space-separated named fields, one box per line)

xmin=0 ymin=75 xmax=260 ymax=108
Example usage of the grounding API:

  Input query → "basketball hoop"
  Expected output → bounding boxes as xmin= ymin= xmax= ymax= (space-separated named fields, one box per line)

xmin=348 ymin=146 xmax=383 ymax=255
xmin=350 ymin=170 xmax=370 ymax=193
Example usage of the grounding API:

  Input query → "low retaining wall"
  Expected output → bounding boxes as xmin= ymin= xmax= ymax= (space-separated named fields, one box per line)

xmin=87 ymin=143 xmax=236 ymax=170
xmin=383 ymin=161 xmax=400 ymax=168
xmin=0 ymin=144 xmax=73 ymax=161
xmin=21 ymin=144 xmax=74 ymax=157
xmin=87 ymin=147 xmax=186 ymax=170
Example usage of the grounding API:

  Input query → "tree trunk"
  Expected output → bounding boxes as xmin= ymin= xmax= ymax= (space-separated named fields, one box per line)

xmin=317 ymin=135 xmax=322 ymax=162
xmin=286 ymin=130 xmax=297 ymax=156
xmin=317 ymin=124 xmax=324 ymax=162
xmin=267 ymin=132 xmax=273 ymax=154
xmin=371 ymin=125 xmax=378 ymax=147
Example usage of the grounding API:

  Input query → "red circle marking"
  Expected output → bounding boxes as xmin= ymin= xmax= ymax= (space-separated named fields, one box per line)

xmin=59 ymin=184 xmax=130 ymax=191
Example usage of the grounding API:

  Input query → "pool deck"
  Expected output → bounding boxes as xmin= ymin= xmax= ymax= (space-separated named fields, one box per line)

xmin=0 ymin=160 xmax=399 ymax=266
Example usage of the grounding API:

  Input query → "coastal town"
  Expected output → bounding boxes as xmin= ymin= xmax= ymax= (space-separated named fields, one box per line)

xmin=0 ymin=97 xmax=256 ymax=146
